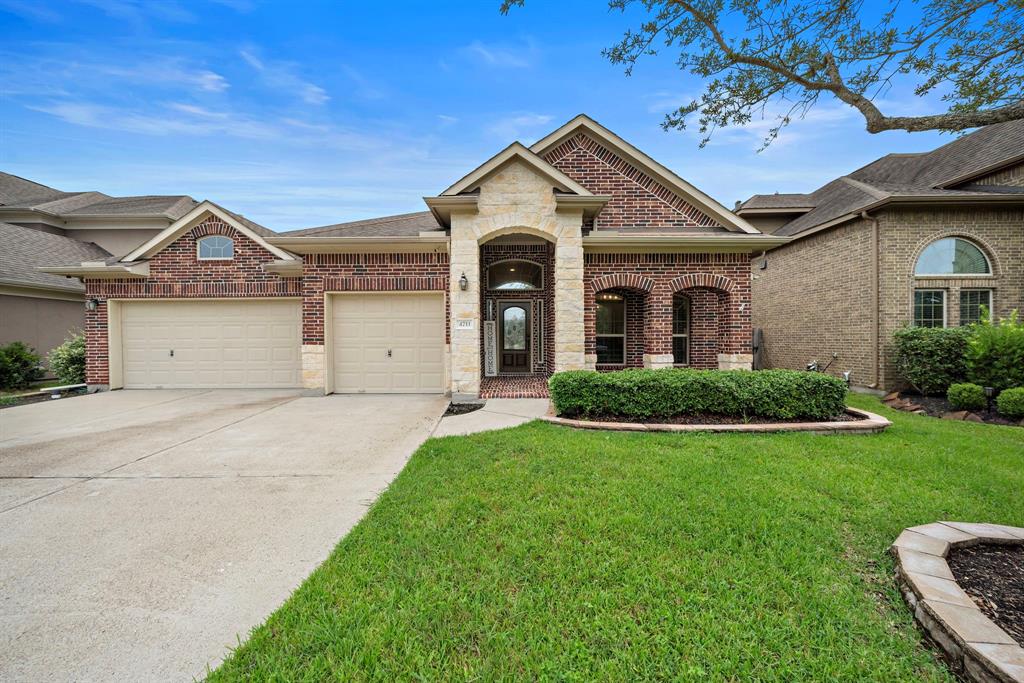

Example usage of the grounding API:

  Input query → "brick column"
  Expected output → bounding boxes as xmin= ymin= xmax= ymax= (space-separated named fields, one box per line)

xmin=644 ymin=282 xmax=673 ymax=368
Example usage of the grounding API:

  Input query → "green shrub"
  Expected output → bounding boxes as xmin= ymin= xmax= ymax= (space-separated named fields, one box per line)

xmin=0 ymin=342 xmax=43 ymax=389
xmin=946 ymin=383 xmax=987 ymax=411
xmin=892 ymin=326 xmax=971 ymax=395
xmin=996 ymin=387 xmax=1024 ymax=419
xmin=548 ymin=368 xmax=848 ymax=421
xmin=47 ymin=331 xmax=86 ymax=385
xmin=965 ymin=310 xmax=1024 ymax=392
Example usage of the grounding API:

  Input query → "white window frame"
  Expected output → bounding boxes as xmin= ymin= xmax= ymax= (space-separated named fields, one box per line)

xmin=672 ymin=295 xmax=690 ymax=365
xmin=595 ymin=295 xmax=626 ymax=365
xmin=197 ymin=235 xmax=235 ymax=261
xmin=913 ymin=289 xmax=947 ymax=328
xmin=959 ymin=289 xmax=994 ymax=325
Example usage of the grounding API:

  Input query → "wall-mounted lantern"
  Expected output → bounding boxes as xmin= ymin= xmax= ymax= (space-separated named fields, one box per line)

xmin=85 ymin=298 xmax=99 ymax=312
xmin=459 ymin=272 xmax=469 ymax=291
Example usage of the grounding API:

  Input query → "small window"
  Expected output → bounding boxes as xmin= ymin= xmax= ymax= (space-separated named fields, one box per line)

xmin=487 ymin=260 xmax=543 ymax=290
xmin=913 ymin=289 xmax=946 ymax=327
xmin=914 ymin=237 xmax=990 ymax=275
xmin=198 ymin=235 xmax=234 ymax=260
xmin=595 ymin=293 xmax=625 ymax=364
xmin=672 ymin=296 xmax=690 ymax=365
xmin=959 ymin=290 xmax=992 ymax=326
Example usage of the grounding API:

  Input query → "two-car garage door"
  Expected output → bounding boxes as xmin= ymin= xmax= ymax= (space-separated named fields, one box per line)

xmin=117 ymin=294 xmax=445 ymax=392
xmin=121 ymin=300 xmax=302 ymax=389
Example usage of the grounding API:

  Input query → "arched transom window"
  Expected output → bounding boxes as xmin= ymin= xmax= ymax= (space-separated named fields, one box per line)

xmin=914 ymin=237 xmax=990 ymax=275
xmin=198 ymin=235 xmax=234 ymax=260
xmin=487 ymin=260 xmax=543 ymax=290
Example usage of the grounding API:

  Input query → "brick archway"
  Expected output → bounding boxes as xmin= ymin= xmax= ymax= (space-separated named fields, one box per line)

xmin=590 ymin=272 xmax=655 ymax=293
xmin=669 ymin=272 xmax=736 ymax=294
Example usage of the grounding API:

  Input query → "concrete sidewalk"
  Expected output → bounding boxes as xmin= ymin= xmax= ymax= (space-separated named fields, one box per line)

xmin=432 ymin=398 xmax=550 ymax=437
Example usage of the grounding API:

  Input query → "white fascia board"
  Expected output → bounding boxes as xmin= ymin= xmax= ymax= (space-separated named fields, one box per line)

xmin=441 ymin=142 xmax=592 ymax=197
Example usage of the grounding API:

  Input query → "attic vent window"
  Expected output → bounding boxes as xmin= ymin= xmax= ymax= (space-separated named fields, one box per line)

xmin=198 ymin=235 xmax=234 ymax=260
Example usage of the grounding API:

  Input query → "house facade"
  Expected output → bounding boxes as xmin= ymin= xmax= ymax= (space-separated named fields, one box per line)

xmin=42 ymin=115 xmax=785 ymax=399
xmin=0 ymin=172 xmax=195 ymax=365
xmin=738 ymin=120 xmax=1024 ymax=391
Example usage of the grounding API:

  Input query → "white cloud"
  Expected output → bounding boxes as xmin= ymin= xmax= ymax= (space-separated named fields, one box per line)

xmin=437 ymin=114 xmax=459 ymax=126
xmin=460 ymin=39 xmax=537 ymax=69
xmin=239 ymin=47 xmax=329 ymax=105
xmin=486 ymin=113 xmax=554 ymax=141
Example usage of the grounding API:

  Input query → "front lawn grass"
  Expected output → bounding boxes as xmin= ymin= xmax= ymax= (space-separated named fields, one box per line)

xmin=210 ymin=395 xmax=1024 ymax=681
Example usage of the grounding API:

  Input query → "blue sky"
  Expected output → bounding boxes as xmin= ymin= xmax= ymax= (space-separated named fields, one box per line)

xmin=1 ymin=0 xmax=953 ymax=230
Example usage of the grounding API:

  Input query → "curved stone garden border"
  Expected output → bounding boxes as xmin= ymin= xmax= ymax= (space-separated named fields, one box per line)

xmin=891 ymin=522 xmax=1024 ymax=683
xmin=540 ymin=407 xmax=891 ymax=435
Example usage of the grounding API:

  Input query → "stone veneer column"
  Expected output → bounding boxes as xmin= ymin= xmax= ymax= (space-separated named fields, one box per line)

xmin=301 ymin=345 xmax=325 ymax=390
xmin=554 ymin=219 xmax=585 ymax=372
xmin=449 ymin=213 xmax=482 ymax=399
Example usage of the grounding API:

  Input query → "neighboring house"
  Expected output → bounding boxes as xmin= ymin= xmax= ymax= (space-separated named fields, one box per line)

xmin=40 ymin=115 xmax=785 ymax=399
xmin=738 ymin=120 xmax=1024 ymax=391
xmin=0 ymin=173 xmax=195 ymax=365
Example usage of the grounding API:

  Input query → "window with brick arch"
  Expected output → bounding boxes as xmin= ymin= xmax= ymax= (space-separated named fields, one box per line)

xmin=197 ymin=235 xmax=234 ymax=260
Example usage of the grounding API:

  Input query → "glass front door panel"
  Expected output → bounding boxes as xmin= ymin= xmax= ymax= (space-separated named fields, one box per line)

xmin=503 ymin=306 xmax=527 ymax=350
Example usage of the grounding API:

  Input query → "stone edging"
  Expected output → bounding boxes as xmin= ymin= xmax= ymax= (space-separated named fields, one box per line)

xmin=891 ymin=522 xmax=1024 ymax=683
xmin=539 ymin=407 xmax=891 ymax=434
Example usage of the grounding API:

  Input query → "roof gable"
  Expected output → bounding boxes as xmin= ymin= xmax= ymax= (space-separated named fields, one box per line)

xmin=123 ymin=201 xmax=293 ymax=262
xmin=530 ymin=115 xmax=757 ymax=234
xmin=441 ymin=142 xmax=593 ymax=197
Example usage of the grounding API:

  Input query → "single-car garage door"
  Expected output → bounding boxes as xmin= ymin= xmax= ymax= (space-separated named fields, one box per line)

xmin=331 ymin=293 xmax=444 ymax=393
xmin=121 ymin=299 xmax=301 ymax=388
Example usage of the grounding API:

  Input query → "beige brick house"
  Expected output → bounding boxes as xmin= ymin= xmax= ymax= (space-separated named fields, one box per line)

xmin=739 ymin=120 xmax=1024 ymax=391
xmin=39 ymin=115 xmax=786 ymax=399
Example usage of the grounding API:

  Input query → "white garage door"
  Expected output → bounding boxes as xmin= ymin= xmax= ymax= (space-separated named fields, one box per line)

xmin=331 ymin=293 xmax=445 ymax=393
xmin=122 ymin=299 xmax=301 ymax=388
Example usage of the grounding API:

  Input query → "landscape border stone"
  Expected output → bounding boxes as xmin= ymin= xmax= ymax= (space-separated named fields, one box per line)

xmin=540 ymin=407 xmax=891 ymax=434
xmin=891 ymin=522 xmax=1024 ymax=683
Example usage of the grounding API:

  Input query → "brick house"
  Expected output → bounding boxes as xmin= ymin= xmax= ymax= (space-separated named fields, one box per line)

xmin=42 ymin=115 xmax=785 ymax=399
xmin=738 ymin=120 xmax=1024 ymax=391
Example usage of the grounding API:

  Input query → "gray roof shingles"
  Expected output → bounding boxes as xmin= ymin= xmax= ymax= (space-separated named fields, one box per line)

xmin=0 ymin=172 xmax=196 ymax=219
xmin=747 ymin=119 xmax=1024 ymax=237
xmin=285 ymin=211 xmax=443 ymax=238
xmin=0 ymin=221 xmax=111 ymax=292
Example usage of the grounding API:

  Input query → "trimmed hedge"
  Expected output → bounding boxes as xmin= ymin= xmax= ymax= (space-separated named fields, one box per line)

xmin=996 ymin=387 xmax=1024 ymax=419
xmin=549 ymin=369 xmax=848 ymax=421
xmin=892 ymin=326 xmax=971 ymax=395
xmin=946 ymin=383 xmax=986 ymax=411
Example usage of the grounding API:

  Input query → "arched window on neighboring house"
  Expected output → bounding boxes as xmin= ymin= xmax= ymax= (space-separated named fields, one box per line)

xmin=197 ymin=235 xmax=234 ymax=260
xmin=913 ymin=237 xmax=993 ymax=327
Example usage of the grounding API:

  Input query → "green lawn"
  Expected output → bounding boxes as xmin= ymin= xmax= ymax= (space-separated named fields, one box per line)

xmin=210 ymin=395 xmax=1024 ymax=682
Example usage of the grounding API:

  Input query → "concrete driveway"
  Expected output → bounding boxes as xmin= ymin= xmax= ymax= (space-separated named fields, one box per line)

xmin=0 ymin=389 xmax=446 ymax=682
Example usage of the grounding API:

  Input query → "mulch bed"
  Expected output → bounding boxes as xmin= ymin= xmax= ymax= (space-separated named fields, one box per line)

xmin=892 ymin=392 xmax=1020 ymax=426
xmin=948 ymin=543 xmax=1024 ymax=647
xmin=566 ymin=411 xmax=861 ymax=425
xmin=444 ymin=402 xmax=485 ymax=417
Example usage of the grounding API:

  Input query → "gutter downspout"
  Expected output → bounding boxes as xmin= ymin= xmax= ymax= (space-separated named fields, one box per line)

xmin=861 ymin=210 xmax=880 ymax=388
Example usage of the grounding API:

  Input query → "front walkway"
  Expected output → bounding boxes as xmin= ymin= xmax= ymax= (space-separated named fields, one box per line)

xmin=0 ymin=390 xmax=446 ymax=682
xmin=433 ymin=398 xmax=550 ymax=437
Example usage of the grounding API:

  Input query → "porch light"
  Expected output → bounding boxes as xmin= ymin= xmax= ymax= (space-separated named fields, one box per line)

xmin=85 ymin=298 xmax=99 ymax=312
xmin=459 ymin=272 xmax=469 ymax=291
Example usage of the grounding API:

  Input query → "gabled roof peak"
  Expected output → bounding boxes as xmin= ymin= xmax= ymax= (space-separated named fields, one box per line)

xmin=440 ymin=141 xmax=592 ymax=197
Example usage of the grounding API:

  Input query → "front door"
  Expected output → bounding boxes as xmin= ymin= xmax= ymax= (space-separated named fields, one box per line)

xmin=499 ymin=302 xmax=530 ymax=373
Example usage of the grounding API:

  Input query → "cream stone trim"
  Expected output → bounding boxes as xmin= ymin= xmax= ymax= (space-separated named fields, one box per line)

xmin=530 ymin=114 xmax=760 ymax=234
xmin=124 ymin=201 xmax=296 ymax=262
xmin=441 ymin=142 xmax=594 ymax=197
xmin=261 ymin=259 xmax=304 ymax=276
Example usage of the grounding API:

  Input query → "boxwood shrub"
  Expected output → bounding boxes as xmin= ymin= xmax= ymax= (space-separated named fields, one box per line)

xmin=946 ymin=383 xmax=987 ymax=411
xmin=548 ymin=369 xmax=848 ymax=421
xmin=996 ymin=387 xmax=1024 ymax=419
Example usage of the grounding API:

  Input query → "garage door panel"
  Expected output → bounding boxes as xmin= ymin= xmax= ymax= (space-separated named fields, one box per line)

xmin=122 ymin=300 xmax=301 ymax=389
xmin=331 ymin=293 xmax=444 ymax=394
